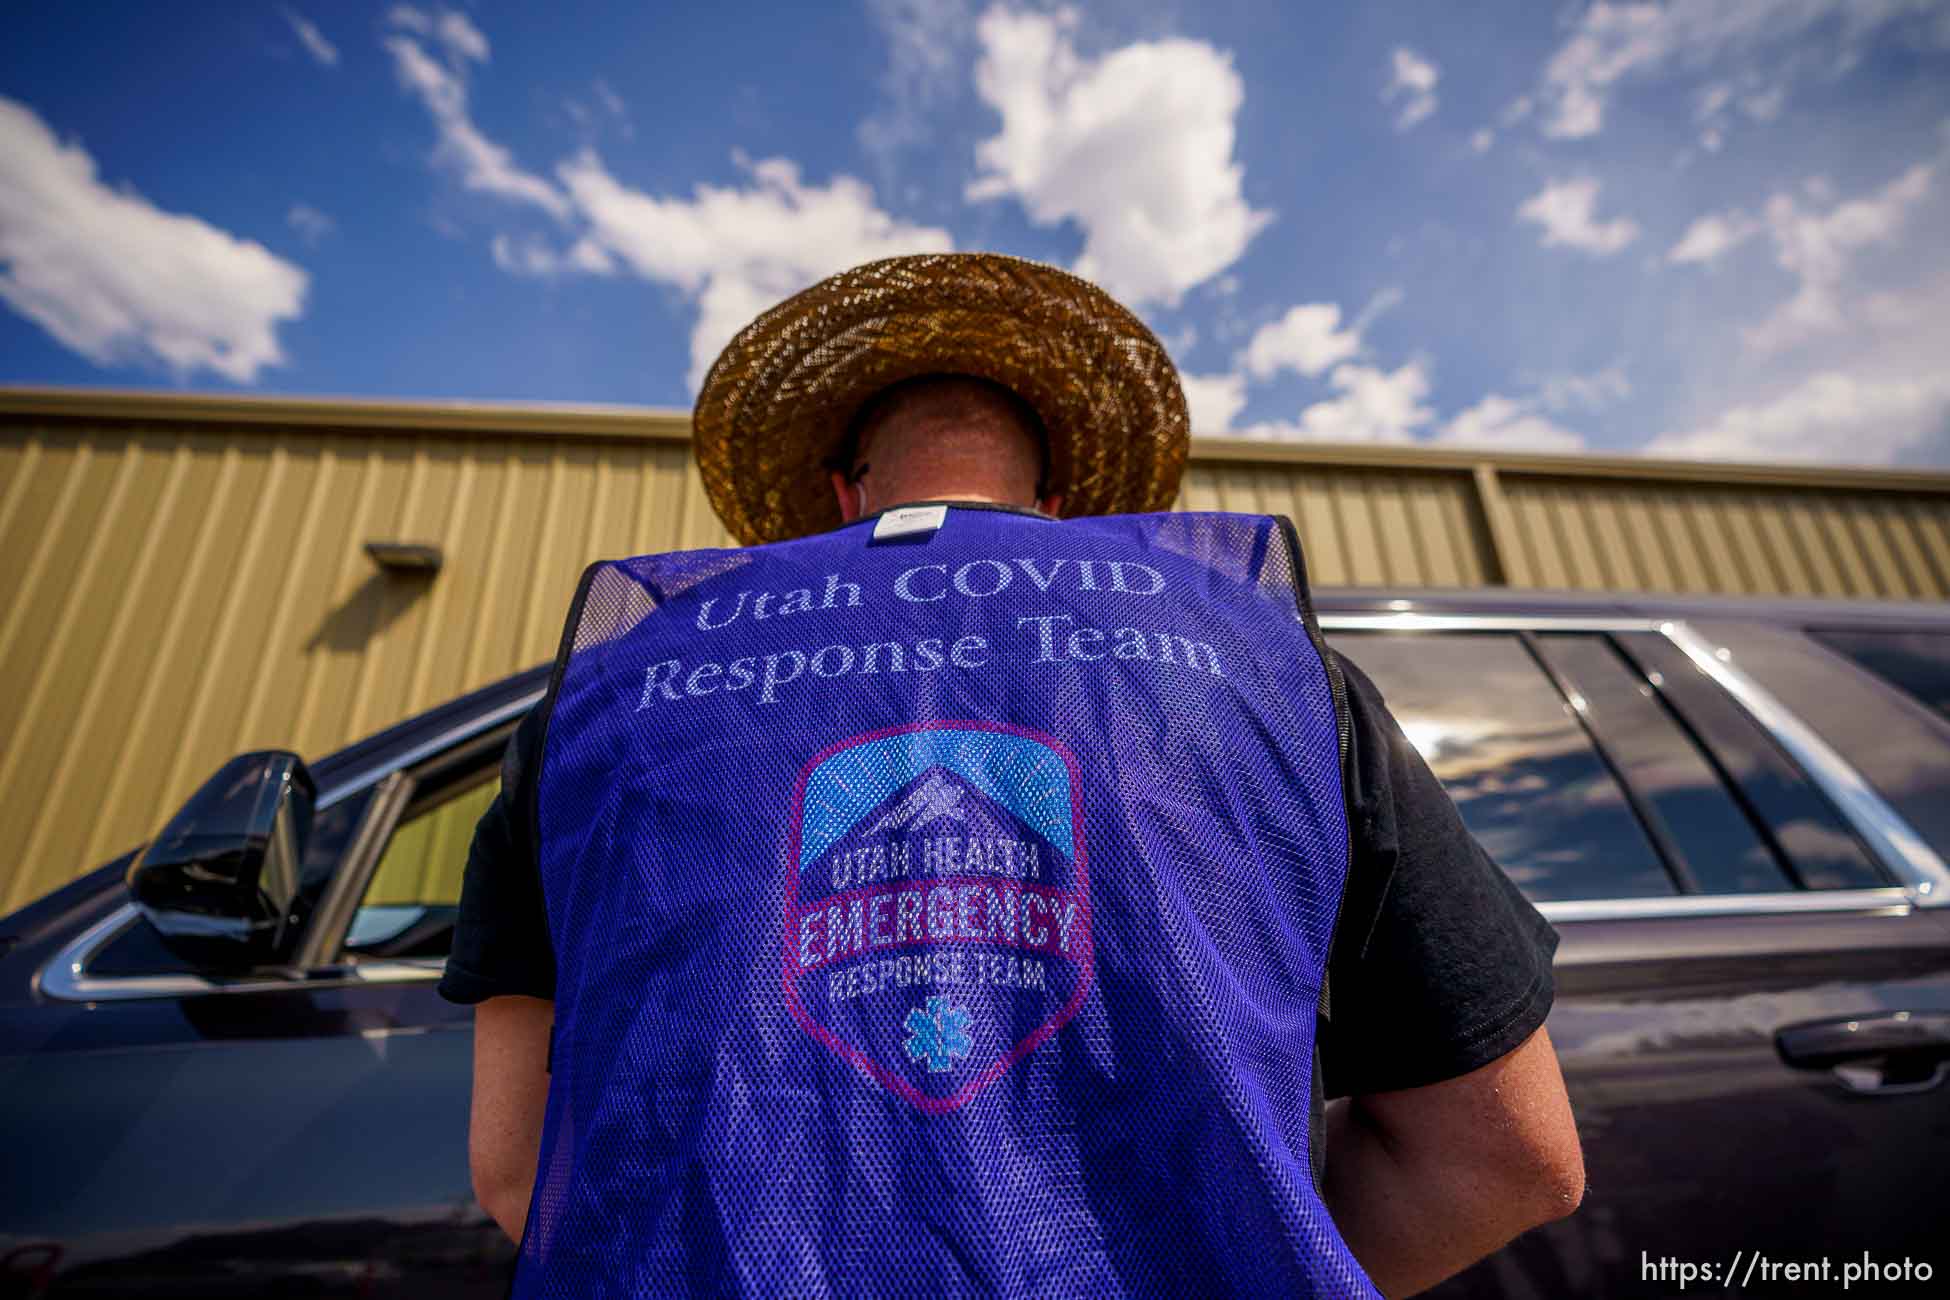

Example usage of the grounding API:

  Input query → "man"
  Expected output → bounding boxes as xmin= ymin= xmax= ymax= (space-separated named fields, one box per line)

xmin=441 ymin=252 xmax=1583 ymax=1298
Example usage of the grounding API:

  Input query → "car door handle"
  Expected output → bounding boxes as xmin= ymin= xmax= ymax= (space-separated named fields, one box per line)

xmin=1776 ymin=1012 xmax=1950 ymax=1096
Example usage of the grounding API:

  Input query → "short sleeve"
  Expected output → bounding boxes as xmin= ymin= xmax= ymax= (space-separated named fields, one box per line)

xmin=437 ymin=703 xmax=558 ymax=1005
xmin=1318 ymin=650 xmax=1560 ymax=1098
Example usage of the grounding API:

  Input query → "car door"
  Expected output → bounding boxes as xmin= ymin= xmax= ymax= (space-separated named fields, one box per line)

xmin=1324 ymin=616 xmax=1950 ymax=1299
xmin=0 ymin=706 xmax=526 ymax=1299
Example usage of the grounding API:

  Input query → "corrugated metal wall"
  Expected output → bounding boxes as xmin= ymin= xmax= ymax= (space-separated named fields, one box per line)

xmin=3 ymin=388 xmax=1949 ymax=911
xmin=1492 ymin=475 xmax=1950 ymax=598
xmin=1179 ymin=461 xmax=1501 ymax=588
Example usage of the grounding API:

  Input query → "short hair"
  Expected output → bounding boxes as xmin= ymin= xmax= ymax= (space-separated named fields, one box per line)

xmin=833 ymin=374 xmax=1050 ymax=488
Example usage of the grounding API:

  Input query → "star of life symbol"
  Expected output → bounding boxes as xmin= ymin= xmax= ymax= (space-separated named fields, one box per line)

xmin=903 ymin=996 xmax=975 ymax=1073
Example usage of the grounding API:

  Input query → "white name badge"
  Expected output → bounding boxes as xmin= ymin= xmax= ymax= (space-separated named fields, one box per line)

xmin=872 ymin=504 xmax=949 ymax=541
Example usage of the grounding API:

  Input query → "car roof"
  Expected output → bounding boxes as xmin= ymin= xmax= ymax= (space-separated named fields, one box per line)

xmin=310 ymin=662 xmax=549 ymax=791
xmin=1313 ymin=585 xmax=1950 ymax=627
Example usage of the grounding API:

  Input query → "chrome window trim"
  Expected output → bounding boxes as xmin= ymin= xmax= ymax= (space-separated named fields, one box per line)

xmin=1660 ymin=621 xmax=1950 ymax=908
xmin=1321 ymin=613 xmax=1664 ymax=634
xmin=315 ymin=691 xmax=540 ymax=810
xmin=292 ymin=771 xmax=415 ymax=971
xmin=1538 ymin=887 xmax=1913 ymax=924
xmin=36 ymin=690 xmax=540 ymax=1004
xmin=34 ymin=902 xmax=443 ymax=1002
xmin=52 ymin=885 xmax=1919 ymax=1001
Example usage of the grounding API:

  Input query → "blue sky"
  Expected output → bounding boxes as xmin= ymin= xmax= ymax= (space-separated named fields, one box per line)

xmin=3 ymin=1 xmax=1949 ymax=466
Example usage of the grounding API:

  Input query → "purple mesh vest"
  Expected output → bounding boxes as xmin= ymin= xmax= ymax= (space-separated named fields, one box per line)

xmin=521 ymin=507 xmax=1379 ymax=1298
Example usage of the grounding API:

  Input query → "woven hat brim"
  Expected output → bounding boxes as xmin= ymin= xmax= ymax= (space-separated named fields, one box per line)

xmin=692 ymin=252 xmax=1190 ymax=546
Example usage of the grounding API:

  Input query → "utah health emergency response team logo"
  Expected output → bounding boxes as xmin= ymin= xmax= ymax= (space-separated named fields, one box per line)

xmin=783 ymin=722 xmax=1092 ymax=1112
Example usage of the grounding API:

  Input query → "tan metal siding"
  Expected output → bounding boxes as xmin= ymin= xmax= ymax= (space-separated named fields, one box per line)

xmin=0 ymin=422 xmax=729 ymax=910
xmin=1493 ymin=475 xmax=1950 ymax=600
xmin=2 ymin=389 xmax=1949 ymax=910
xmin=1177 ymin=463 xmax=1494 ymax=587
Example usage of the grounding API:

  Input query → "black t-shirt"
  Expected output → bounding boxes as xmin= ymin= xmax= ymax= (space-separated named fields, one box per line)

xmin=439 ymin=644 xmax=1560 ymax=1102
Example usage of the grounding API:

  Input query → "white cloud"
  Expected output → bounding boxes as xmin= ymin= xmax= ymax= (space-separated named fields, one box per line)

xmin=859 ymin=0 xmax=975 ymax=171
xmin=382 ymin=11 xmax=569 ymax=220
xmin=1664 ymin=175 xmax=1950 ymax=469
xmin=1665 ymin=153 xmax=1940 ymax=358
xmin=0 ymin=97 xmax=306 ymax=383
xmin=432 ymin=9 xmax=489 ymax=63
xmin=965 ymin=5 xmax=1270 ymax=307
xmin=283 ymin=7 xmax=338 ymax=67
xmin=1188 ymin=287 xmax=1404 ymax=436
xmin=1741 ymin=84 xmax=1786 ymax=121
xmin=1383 ymin=47 xmax=1440 ymax=131
xmin=593 ymin=79 xmax=628 ymax=121
xmin=286 ymin=202 xmax=334 ymax=245
xmin=1437 ymin=394 xmax=1587 ymax=452
xmin=556 ymin=151 xmax=953 ymax=390
xmin=1667 ymin=208 xmax=1762 ymax=264
xmin=380 ymin=10 xmax=950 ymax=394
xmin=561 ymin=77 xmax=635 ymax=141
xmin=1241 ymin=302 xmax=1363 ymax=380
xmin=1696 ymin=82 xmax=1735 ymax=121
xmin=561 ymin=80 xmax=634 ymax=142
xmin=388 ymin=5 xmax=488 ymax=64
xmin=1180 ymin=371 xmax=1247 ymax=434
xmin=1649 ymin=370 xmax=1950 ymax=464
xmin=1469 ymin=127 xmax=1494 ymax=154
xmin=1536 ymin=0 xmax=1943 ymax=139
xmin=1744 ymin=160 xmax=1934 ymax=352
xmin=1245 ymin=362 xmax=1435 ymax=443
xmin=1690 ymin=78 xmax=1790 ymax=150
xmin=1351 ymin=284 xmax=1406 ymax=332
xmin=1517 ymin=177 xmax=1640 ymax=255
xmin=491 ymin=232 xmax=614 ymax=277
xmin=1538 ymin=363 xmax=1632 ymax=412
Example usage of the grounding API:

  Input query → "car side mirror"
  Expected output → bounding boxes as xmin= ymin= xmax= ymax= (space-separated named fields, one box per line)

xmin=126 ymin=752 xmax=316 ymax=968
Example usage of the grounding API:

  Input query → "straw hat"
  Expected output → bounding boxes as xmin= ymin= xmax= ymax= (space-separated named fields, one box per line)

xmin=692 ymin=252 xmax=1190 ymax=546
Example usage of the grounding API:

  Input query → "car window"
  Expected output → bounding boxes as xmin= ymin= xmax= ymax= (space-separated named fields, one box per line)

xmin=1804 ymin=627 xmax=1950 ymax=721
xmin=344 ymin=771 xmax=499 ymax=960
xmin=1534 ymin=634 xmax=1793 ymax=894
xmin=1696 ymin=620 xmax=1950 ymax=879
xmin=1613 ymin=631 xmax=1887 ymax=891
xmin=1332 ymin=631 xmax=1674 ymax=903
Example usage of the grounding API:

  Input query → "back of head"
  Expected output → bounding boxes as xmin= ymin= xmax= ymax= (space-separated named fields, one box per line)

xmin=845 ymin=374 xmax=1049 ymax=510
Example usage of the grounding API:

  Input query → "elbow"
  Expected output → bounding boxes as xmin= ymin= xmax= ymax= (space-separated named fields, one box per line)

xmin=1501 ymin=1131 xmax=1586 ymax=1231
xmin=1531 ymin=1158 xmax=1586 ymax=1227
xmin=470 ymin=1151 xmax=533 ymax=1241
xmin=1549 ymin=1147 xmax=1588 ymax=1220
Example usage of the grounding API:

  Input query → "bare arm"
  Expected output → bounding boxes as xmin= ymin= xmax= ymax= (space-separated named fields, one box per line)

xmin=470 ymin=994 xmax=554 ymax=1242
xmin=1322 ymin=1024 xmax=1585 ymax=1299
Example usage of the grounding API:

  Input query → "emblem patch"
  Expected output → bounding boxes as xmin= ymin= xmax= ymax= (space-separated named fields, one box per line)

xmin=783 ymin=722 xmax=1092 ymax=1112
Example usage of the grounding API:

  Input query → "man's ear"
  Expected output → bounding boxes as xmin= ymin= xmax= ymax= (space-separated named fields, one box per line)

xmin=831 ymin=469 xmax=865 ymax=523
